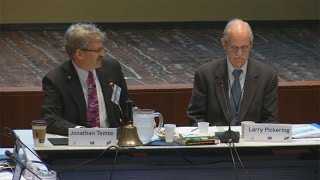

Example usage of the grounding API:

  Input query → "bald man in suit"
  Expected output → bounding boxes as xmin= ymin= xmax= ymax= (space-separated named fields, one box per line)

xmin=187 ymin=19 xmax=278 ymax=126
xmin=42 ymin=23 xmax=128 ymax=135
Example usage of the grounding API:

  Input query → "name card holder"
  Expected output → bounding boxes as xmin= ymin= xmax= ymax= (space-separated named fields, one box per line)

xmin=242 ymin=122 xmax=292 ymax=142
xmin=68 ymin=128 xmax=117 ymax=146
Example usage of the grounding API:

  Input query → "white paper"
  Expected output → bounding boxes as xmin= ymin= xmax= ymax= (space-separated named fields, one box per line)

xmin=175 ymin=127 xmax=216 ymax=137
xmin=292 ymin=123 xmax=320 ymax=139
xmin=0 ymin=171 xmax=13 ymax=180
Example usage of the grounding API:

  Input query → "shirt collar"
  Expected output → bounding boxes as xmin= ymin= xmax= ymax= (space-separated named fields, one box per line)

xmin=71 ymin=61 xmax=98 ymax=86
xmin=227 ymin=58 xmax=248 ymax=80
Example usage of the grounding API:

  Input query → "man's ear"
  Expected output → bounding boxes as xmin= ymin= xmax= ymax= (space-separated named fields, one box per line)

xmin=74 ymin=49 xmax=83 ymax=60
xmin=221 ymin=37 xmax=227 ymax=50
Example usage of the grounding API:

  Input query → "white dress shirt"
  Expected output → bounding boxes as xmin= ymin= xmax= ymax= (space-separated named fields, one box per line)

xmin=227 ymin=58 xmax=248 ymax=101
xmin=72 ymin=61 xmax=108 ymax=128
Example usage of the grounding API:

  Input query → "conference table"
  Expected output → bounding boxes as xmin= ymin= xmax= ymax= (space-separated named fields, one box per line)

xmin=12 ymin=127 xmax=320 ymax=180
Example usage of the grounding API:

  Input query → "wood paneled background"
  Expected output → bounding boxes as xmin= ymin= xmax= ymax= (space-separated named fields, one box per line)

xmin=1 ymin=81 xmax=320 ymax=147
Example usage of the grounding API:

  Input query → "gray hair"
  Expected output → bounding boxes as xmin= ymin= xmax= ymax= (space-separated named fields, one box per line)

xmin=222 ymin=18 xmax=254 ymax=43
xmin=64 ymin=23 xmax=106 ymax=57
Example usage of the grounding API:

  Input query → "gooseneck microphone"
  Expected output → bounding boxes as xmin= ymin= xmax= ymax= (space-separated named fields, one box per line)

xmin=108 ymin=80 xmax=126 ymax=123
xmin=5 ymin=150 xmax=42 ymax=180
xmin=216 ymin=80 xmax=240 ymax=143
xmin=219 ymin=126 xmax=240 ymax=143
xmin=7 ymin=129 xmax=59 ymax=179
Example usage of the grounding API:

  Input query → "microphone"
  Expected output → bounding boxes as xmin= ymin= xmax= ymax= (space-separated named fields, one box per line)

xmin=125 ymin=100 xmax=134 ymax=122
xmin=218 ymin=126 xmax=240 ymax=143
xmin=215 ymin=79 xmax=249 ymax=179
xmin=216 ymin=79 xmax=240 ymax=143
xmin=5 ymin=150 xmax=13 ymax=158
xmin=9 ymin=129 xmax=56 ymax=175
xmin=108 ymin=80 xmax=125 ymax=123
xmin=108 ymin=80 xmax=133 ymax=125
xmin=5 ymin=150 xmax=42 ymax=180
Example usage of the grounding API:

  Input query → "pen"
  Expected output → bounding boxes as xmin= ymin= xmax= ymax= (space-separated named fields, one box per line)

xmin=190 ymin=127 xmax=198 ymax=132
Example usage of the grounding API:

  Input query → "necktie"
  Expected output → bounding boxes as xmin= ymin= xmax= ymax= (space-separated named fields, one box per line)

xmin=86 ymin=71 xmax=99 ymax=127
xmin=231 ymin=69 xmax=243 ymax=112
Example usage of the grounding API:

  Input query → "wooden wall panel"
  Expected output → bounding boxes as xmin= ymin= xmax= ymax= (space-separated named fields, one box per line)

xmin=130 ymin=90 xmax=191 ymax=125
xmin=279 ymin=89 xmax=316 ymax=123
xmin=278 ymin=82 xmax=320 ymax=123
xmin=0 ymin=91 xmax=43 ymax=146
xmin=1 ymin=82 xmax=320 ymax=147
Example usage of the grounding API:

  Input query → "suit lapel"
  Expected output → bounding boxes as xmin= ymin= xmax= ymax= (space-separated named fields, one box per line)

xmin=96 ymin=68 xmax=115 ymax=123
xmin=62 ymin=61 xmax=87 ymax=125
xmin=215 ymin=60 xmax=233 ymax=124
xmin=239 ymin=60 xmax=259 ymax=122
xmin=96 ymin=68 xmax=113 ymax=100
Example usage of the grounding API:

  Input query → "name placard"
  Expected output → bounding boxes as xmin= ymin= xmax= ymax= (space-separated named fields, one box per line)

xmin=68 ymin=128 xmax=117 ymax=146
xmin=242 ymin=123 xmax=292 ymax=142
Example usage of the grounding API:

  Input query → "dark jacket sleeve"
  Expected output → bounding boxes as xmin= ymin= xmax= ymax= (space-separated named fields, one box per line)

xmin=187 ymin=70 xmax=208 ymax=126
xmin=261 ymin=70 xmax=279 ymax=123
xmin=41 ymin=76 xmax=77 ymax=135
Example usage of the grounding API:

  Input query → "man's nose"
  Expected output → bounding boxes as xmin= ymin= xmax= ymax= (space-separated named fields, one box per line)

xmin=235 ymin=48 xmax=243 ymax=56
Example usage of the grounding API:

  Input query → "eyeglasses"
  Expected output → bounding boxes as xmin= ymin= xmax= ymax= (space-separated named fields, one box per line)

xmin=81 ymin=47 xmax=105 ymax=54
xmin=228 ymin=45 xmax=251 ymax=52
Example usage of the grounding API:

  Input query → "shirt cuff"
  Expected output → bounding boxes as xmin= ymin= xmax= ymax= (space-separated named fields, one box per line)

xmin=75 ymin=126 xmax=85 ymax=128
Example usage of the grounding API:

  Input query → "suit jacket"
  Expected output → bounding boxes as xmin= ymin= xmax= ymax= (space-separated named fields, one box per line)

xmin=187 ymin=58 xmax=278 ymax=126
xmin=41 ymin=58 xmax=129 ymax=135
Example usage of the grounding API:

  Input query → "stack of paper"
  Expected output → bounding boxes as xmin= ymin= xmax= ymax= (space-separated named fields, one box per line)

xmin=0 ymin=171 xmax=13 ymax=180
xmin=292 ymin=123 xmax=320 ymax=139
xmin=175 ymin=127 xmax=219 ymax=145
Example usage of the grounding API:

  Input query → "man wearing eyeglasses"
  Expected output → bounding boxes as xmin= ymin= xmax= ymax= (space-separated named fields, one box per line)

xmin=42 ymin=23 xmax=129 ymax=135
xmin=187 ymin=19 xmax=278 ymax=126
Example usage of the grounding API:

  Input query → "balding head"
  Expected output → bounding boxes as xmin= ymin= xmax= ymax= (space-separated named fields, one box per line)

xmin=221 ymin=19 xmax=253 ymax=69
xmin=222 ymin=19 xmax=253 ymax=44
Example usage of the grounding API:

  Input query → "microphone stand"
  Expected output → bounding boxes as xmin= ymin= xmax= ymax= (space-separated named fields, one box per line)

xmin=9 ymin=129 xmax=58 ymax=180
xmin=5 ymin=150 xmax=42 ymax=180
xmin=216 ymin=79 xmax=240 ymax=143
xmin=219 ymin=124 xmax=240 ymax=143
xmin=108 ymin=80 xmax=128 ymax=125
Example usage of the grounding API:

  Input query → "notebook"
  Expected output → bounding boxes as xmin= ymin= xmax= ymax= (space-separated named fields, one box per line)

xmin=48 ymin=138 xmax=68 ymax=146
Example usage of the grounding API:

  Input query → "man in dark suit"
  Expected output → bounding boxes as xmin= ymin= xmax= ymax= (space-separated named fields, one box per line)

xmin=42 ymin=23 xmax=128 ymax=135
xmin=187 ymin=19 xmax=278 ymax=126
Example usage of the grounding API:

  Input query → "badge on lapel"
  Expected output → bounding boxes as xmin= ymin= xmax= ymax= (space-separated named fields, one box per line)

xmin=109 ymin=81 xmax=121 ymax=105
